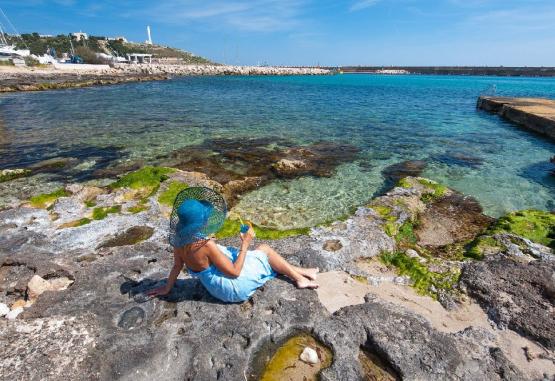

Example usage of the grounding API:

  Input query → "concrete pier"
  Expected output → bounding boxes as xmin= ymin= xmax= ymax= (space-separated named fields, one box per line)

xmin=477 ymin=96 xmax=555 ymax=141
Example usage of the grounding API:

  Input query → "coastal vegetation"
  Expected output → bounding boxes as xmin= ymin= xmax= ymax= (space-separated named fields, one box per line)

xmin=6 ymin=32 xmax=213 ymax=64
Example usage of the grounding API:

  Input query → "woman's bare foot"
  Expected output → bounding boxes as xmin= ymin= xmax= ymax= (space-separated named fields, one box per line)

xmin=295 ymin=277 xmax=319 ymax=289
xmin=300 ymin=267 xmax=320 ymax=281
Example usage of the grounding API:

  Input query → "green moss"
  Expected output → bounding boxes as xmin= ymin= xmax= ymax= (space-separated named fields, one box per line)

xmin=465 ymin=236 xmax=500 ymax=260
xmin=158 ymin=181 xmax=189 ymax=206
xmin=128 ymin=204 xmax=149 ymax=214
xmin=373 ymin=205 xmax=392 ymax=218
xmin=418 ymin=178 xmax=447 ymax=202
xmin=396 ymin=221 xmax=417 ymax=246
xmin=489 ymin=210 xmax=555 ymax=249
xmin=397 ymin=178 xmax=412 ymax=188
xmin=29 ymin=188 xmax=69 ymax=208
xmin=384 ymin=221 xmax=398 ymax=237
xmin=109 ymin=166 xmax=175 ymax=195
xmin=92 ymin=205 xmax=121 ymax=220
xmin=215 ymin=219 xmax=310 ymax=240
xmin=0 ymin=169 xmax=31 ymax=183
xmin=379 ymin=251 xmax=460 ymax=297
xmin=84 ymin=200 xmax=97 ymax=208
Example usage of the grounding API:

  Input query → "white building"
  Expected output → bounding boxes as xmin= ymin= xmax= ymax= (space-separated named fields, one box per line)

xmin=71 ymin=32 xmax=88 ymax=41
xmin=108 ymin=36 xmax=128 ymax=43
xmin=126 ymin=53 xmax=152 ymax=64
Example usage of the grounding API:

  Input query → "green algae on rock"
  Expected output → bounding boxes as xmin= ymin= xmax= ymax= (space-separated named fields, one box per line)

xmin=92 ymin=205 xmax=121 ymax=220
xmin=158 ymin=181 xmax=189 ymax=206
xmin=379 ymin=251 xmax=460 ymax=298
xmin=465 ymin=236 xmax=501 ymax=260
xmin=109 ymin=166 xmax=175 ymax=194
xmin=0 ymin=168 xmax=31 ymax=183
xmin=254 ymin=333 xmax=332 ymax=381
xmin=128 ymin=204 xmax=149 ymax=214
xmin=489 ymin=209 xmax=555 ymax=249
xmin=418 ymin=178 xmax=447 ymax=203
xmin=216 ymin=219 xmax=310 ymax=240
xmin=29 ymin=188 xmax=70 ymax=209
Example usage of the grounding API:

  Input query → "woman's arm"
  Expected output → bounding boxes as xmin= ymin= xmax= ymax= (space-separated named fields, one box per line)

xmin=207 ymin=227 xmax=254 ymax=278
xmin=147 ymin=249 xmax=184 ymax=296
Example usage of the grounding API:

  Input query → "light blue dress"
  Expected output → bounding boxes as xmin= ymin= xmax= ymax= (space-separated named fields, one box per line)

xmin=188 ymin=244 xmax=276 ymax=303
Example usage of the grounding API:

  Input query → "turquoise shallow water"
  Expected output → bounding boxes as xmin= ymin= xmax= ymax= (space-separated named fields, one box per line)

xmin=0 ymin=74 xmax=554 ymax=228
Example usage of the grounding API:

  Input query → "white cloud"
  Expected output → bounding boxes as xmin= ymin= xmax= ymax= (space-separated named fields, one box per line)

xmin=128 ymin=0 xmax=308 ymax=32
xmin=349 ymin=0 xmax=381 ymax=12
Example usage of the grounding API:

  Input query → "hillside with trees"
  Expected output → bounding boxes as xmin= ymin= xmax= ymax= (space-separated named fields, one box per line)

xmin=6 ymin=33 xmax=213 ymax=65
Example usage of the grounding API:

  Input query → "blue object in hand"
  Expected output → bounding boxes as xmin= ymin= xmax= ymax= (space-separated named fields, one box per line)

xmin=240 ymin=224 xmax=249 ymax=234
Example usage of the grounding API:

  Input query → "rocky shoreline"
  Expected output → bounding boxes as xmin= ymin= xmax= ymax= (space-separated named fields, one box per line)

xmin=0 ymin=64 xmax=332 ymax=93
xmin=0 ymin=162 xmax=554 ymax=380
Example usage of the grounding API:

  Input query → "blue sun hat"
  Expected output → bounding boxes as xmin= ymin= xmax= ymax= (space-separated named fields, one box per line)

xmin=168 ymin=187 xmax=227 ymax=248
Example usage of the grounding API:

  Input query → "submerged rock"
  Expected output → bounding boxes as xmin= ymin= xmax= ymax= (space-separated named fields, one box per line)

xmin=382 ymin=160 xmax=427 ymax=183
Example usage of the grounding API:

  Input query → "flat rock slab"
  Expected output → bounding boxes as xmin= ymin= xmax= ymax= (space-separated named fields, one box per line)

xmin=477 ymin=96 xmax=555 ymax=140
xmin=460 ymin=256 xmax=555 ymax=350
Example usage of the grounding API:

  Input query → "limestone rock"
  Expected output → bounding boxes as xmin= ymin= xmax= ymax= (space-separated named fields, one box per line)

xmin=27 ymin=275 xmax=53 ymax=300
xmin=5 ymin=306 xmax=23 ymax=320
xmin=460 ymin=256 xmax=555 ymax=349
xmin=10 ymin=299 xmax=27 ymax=310
xmin=0 ymin=303 xmax=9 ymax=316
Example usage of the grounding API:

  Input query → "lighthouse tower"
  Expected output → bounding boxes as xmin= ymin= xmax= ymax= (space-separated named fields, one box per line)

xmin=146 ymin=25 xmax=152 ymax=45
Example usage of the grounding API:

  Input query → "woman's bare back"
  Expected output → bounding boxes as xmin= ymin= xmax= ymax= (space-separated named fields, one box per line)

xmin=176 ymin=240 xmax=215 ymax=272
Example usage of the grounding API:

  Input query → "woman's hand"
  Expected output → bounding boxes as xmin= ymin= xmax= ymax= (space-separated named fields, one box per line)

xmin=146 ymin=286 xmax=170 ymax=297
xmin=240 ymin=226 xmax=255 ymax=248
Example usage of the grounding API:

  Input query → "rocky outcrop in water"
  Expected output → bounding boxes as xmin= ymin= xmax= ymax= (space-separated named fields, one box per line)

xmin=0 ymin=170 xmax=553 ymax=380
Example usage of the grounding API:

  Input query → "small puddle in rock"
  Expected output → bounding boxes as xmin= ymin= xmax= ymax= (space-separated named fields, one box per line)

xmin=359 ymin=346 xmax=400 ymax=381
xmin=248 ymin=332 xmax=332 ymax=381
xmin=117 ymin=306 xmax=145 ymax=330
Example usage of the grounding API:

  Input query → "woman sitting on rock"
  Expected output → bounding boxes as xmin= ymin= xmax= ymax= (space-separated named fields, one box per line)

xmin=148 ymin=187 xmax=319 ymax=303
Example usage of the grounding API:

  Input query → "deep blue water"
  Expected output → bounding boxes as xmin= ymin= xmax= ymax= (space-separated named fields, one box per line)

xmin=1 ymin=74 xmax=554 ymax=228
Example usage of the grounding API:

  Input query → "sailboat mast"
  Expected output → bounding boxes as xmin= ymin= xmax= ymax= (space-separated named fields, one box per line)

xmin=0 ymin=24 xmax=8 ymax=46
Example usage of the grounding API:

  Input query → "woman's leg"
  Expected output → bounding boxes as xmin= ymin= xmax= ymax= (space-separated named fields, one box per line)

xmin=256 ymin=244 xmax=318 ymax=289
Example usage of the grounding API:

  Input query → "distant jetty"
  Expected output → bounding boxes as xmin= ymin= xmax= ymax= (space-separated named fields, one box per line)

xmin=336 ymin=66 xmax=555 ymax=77
xmin=477 ymin=96 xmax=555 ymax=140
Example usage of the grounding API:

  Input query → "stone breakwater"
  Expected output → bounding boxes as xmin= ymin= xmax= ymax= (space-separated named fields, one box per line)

xmin=477 ymin=96 xmax=555 ymax=141
xmin=0 ymin=64 xmax=331 ymax=93
xmin=0 ymin=165 xmax=554 ymax=380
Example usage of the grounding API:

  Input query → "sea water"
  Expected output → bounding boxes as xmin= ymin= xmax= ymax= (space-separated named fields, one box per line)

xmin=0 ymin=74 xmax=554 ymax=229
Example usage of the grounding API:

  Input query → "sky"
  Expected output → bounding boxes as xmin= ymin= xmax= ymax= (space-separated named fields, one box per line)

xmin=1 ymin=0 xmax=554 ymax=66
